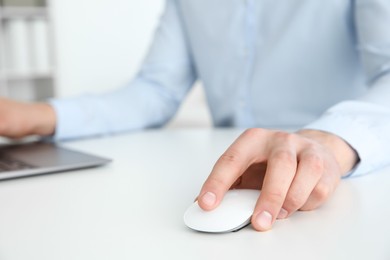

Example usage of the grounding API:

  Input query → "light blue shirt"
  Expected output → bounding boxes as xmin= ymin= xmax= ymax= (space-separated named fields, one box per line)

xmin=51 ymin=0 xmax=390 ymax=176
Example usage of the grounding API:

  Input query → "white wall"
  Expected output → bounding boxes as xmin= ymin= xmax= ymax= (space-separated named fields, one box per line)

xmin=51 ymin=0 xmax=163 ymax=96
xmin=51 ymin=0 xmax=211 ymax=127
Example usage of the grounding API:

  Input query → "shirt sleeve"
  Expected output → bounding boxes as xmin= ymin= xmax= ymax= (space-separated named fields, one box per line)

xmin=50 ymin=0 xmax=197 ymax=140
xmin=303 ymin=0 xmax=390 ymax=177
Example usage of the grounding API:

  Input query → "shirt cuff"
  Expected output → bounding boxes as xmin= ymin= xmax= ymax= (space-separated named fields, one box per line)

xmin=48 ymin=97 xmax=99 ymax=141
xmin=302 ymin=103 xmax=383 ymax=177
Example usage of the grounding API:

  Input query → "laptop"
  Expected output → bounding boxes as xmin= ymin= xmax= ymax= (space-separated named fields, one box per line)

xmin=0 ymin=141 xmax=111 ymax=181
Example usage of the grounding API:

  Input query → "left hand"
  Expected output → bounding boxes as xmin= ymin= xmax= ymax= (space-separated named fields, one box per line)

xmin=197 ymin=128 xmax=358 ymax=231
xmin=0 ymin=97 xmax=56 ymax=139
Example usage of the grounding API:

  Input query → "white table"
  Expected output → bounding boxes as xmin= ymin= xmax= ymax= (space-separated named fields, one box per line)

xmin=0 ymin=129 xmax=389 ymax=260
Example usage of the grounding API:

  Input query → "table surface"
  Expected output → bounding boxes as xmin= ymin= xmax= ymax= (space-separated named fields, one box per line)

xmin=0 ymin=129 xmax=389 ymax=260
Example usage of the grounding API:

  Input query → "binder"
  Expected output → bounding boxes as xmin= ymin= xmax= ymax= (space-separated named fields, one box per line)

xmin=31 ymin=18 xmax=50 ymax=72
xmin=2 ymin=0 xmax=46 ymax=6
xmin=4 ymin=18 xmax=30 ymax=72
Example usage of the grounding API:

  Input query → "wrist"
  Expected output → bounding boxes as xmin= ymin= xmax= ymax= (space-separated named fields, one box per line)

xmin=297 ymin=129 xmax=359 ymax=176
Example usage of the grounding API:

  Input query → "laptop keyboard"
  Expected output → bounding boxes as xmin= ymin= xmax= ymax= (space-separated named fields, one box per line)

xmin=0 ymin=156 xmax=35 ymax=172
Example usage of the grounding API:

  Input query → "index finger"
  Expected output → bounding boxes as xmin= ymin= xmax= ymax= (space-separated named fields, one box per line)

xmin=197 ymin=129 xmax=269 ymax=211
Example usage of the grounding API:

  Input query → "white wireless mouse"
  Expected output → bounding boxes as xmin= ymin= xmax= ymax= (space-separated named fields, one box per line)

xmin=184 ymin=189 xmax=260 ymax=233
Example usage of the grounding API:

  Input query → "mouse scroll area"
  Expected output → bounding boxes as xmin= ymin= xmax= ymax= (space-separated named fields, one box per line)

xmin=183 ymin=189 xmax=261 ymax=233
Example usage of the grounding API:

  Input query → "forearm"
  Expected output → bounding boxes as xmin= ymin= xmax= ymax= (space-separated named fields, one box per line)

xmin=49 ymin=81 xmax=183 ymax=140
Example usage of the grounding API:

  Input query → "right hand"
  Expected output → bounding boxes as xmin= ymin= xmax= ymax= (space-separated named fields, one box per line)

xmin=0 ymin=97 xmax=56 ymax=138
xmin=197 ymin=128 xmax=357 ymax=231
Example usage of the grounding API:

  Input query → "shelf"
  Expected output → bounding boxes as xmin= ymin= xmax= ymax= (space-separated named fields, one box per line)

xmin=0 ymin=69 xmax=53 ymax=80
xmin=0 ymin=1 xmax=55 ymax=101
xmin=0 ymin=7 xmax=48 ymax=19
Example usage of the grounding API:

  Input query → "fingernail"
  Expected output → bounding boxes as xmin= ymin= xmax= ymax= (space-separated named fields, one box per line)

xmin=255 ymin=211 xmax=273 ymax=230
xmin=201 ymin=192 xmax=216 ymax=207
xmin=277 ymin=208 xmax=289 ymax=219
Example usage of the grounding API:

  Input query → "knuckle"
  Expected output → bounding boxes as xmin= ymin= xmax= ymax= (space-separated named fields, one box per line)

xmin=217 ymin=151 xmax=241 ymax=168
xmin=205 ymin=176 xmax=230 ymax=190
xmin=242 ymin=128 xmax=265 ymax=139
xmin=274 ymin=131 xmax=296 ymax=145
xmin=273 ymin=150 xmax=295 ymax=165
xmin=265 ymin=190 xmax=285 ymax=205
xmin=304 ymin=153 xmax=324 ymax=173
xmin=285 ymin=192 xmax=305 ymax=210
xmin=312 ymin=183 xmax=331 ymax=202
xmin=303 ymin=141 xmax=318 ymax=152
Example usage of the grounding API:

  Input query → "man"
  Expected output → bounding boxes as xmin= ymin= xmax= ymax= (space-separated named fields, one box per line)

xmin=0 ymin=0 xmax=389 ymax=231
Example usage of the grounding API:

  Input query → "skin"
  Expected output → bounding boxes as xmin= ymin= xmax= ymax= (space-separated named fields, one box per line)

xmin=0 ymin=98 xmax=358 ymax=232
xmin=197 ymin=128 xmax=359 ymax=231
xmin=0 ymin=98 xmax=56 ymax=138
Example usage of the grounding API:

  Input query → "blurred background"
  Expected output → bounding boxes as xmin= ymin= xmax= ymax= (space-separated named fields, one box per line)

xmin=0 ymin=0 xmax=212 ymax=128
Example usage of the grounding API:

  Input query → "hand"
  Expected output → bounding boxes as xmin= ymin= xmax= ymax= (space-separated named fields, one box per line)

xmin=197 ymin=128 xmax=358 ymax=231
xmin=0 ymin=97 xmax=56 ymax=138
